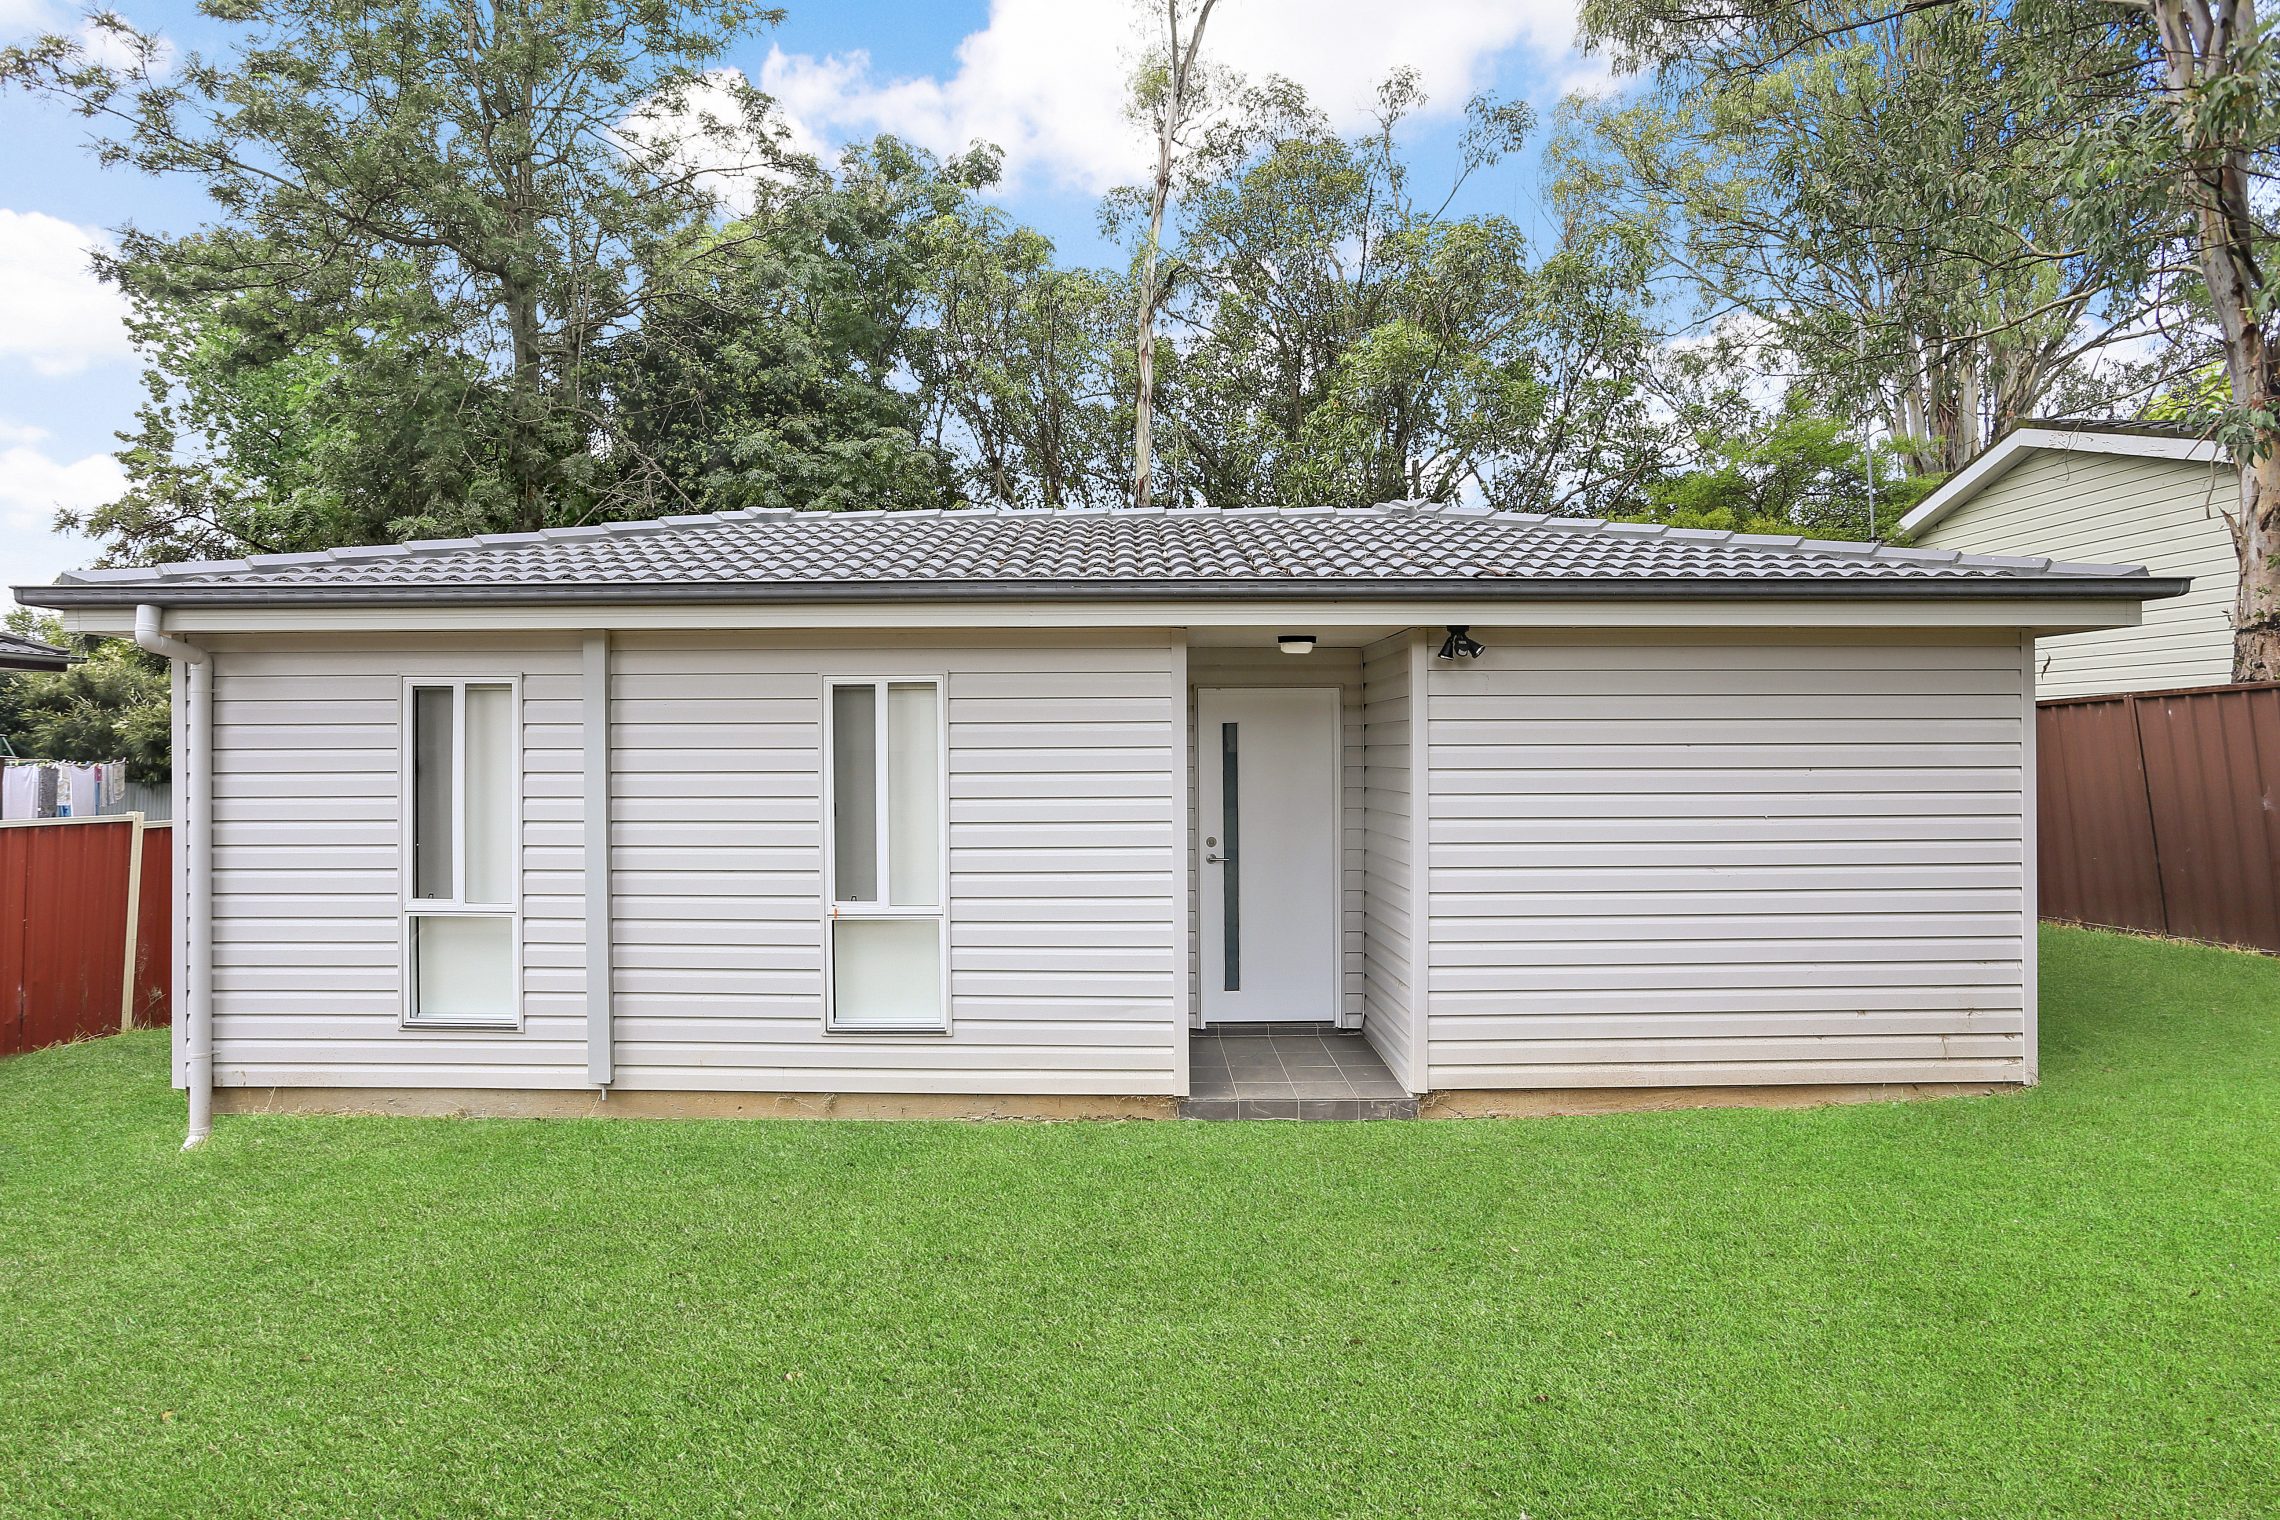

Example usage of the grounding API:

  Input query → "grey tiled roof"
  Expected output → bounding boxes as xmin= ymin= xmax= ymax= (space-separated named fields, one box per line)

xmin=20 ymin=503 xmax=2181 ymax=607
xmin=0 ymin=629 xmax=71 ymax=668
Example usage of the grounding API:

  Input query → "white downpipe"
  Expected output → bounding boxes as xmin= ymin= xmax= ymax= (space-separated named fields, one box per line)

xmin=135 ymin=605 xmax=211 ymax=1149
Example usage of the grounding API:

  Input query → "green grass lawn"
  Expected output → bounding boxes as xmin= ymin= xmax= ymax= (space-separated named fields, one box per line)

xmin=2 ymin=926 xmax=2276 ymax=1518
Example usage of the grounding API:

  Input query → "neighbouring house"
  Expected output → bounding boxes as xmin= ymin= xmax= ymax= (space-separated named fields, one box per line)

xmin=19 ymin=503 xmax=2182 ymax=1133
xmin=1901 ymin=420 xmax=2239 ymax=698
xmin=0 ymin=629 xmax=71 ymax=672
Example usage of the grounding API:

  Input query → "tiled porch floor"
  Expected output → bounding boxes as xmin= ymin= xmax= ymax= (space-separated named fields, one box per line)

xmin=1181 ymin=1025 xmax=1419 ymax=1120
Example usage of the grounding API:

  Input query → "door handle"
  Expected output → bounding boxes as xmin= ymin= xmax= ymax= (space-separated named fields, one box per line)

xmin=1204 ymin=852 xmax=1223 ymax=864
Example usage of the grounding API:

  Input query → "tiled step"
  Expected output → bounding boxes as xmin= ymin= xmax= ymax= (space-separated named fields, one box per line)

xmin=1179 ymin=1094 xmax=1419 ymax=1121
xmin=1183 ymin=1025 xmax=1419 ymax=1120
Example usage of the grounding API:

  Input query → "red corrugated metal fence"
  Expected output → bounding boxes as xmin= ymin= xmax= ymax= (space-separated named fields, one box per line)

xmin=134 ymin=823 xmax=173 ymax=1029
xmin=2039 ymin=681 xmax=2280 ymax=953
xmin=1 ymin=816 xmax=171 ymax=1057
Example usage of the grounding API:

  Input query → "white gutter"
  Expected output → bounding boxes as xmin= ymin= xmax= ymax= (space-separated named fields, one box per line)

xmin=135 ymin=604 xmax=212 ymax=1149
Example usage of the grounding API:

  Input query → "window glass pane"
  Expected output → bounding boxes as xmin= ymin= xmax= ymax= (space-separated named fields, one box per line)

xmin=831 ymin=917 xmax=941 ymax=1028
xmin=463 ymin=684 xmax=514 ymax=906
xmin=410 ymin=914 xmax=514 ymax=1023
xmin=412 ymin=686 xmax=455 ymax=900
xmin=831 ymin=684 xmax=878 ymax=903
xmin=887 ymin=682 xmax=939 ymax=907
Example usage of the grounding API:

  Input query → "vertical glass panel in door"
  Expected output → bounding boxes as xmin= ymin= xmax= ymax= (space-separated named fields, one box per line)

xmin=462 ymin=683 xmax=514 ymax=906
xmin=831 ymin=684 xmax=879 ymax=902
xmin=412 ymin=686 xmax=455 ymax=900
xmin=886 ymin=682 xmax=939 ymax=907
xmin=1220 ymin=721 xmax=1239 ymax=991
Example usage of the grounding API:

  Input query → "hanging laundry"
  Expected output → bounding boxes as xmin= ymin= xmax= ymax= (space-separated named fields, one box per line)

xmin=1 ymin=765 xmax=35 ymax=820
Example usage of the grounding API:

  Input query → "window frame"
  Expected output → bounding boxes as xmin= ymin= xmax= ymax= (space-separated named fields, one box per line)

xmin=398 ymin=675 xmax=524 ymax=1031
xmin=821 ymin=674 xmax=950 ymax=1034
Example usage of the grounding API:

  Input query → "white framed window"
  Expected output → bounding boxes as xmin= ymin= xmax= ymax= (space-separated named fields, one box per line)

xmin=824 ymin=677 xmax=947 ymax=1032
xmin=401 ymin=677 xmax=522 ymax=1029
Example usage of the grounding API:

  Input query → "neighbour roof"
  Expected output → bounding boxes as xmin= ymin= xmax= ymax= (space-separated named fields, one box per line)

xmin=1898 ymin=418 xmax=2229 ymax=538
xmin=17 ymin=502 xmax=2185 ymax=609
xmin=0 ymin=629 xmax=71 ymax=670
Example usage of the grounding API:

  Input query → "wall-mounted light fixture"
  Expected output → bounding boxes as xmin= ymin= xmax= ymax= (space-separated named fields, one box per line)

xmin=1277 ymin=634 xmax=1317 ymax=655
xmin=1437 ymin=626 xmax=1485 ymax=661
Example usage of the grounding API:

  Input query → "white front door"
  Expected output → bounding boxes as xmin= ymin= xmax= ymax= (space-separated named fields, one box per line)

xmin=1197 ymin=686 xmax=1340 ymax=1023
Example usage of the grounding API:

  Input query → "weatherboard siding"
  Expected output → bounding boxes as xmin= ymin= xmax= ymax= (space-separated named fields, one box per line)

xmin=1359 ymin=633 xmax=1418 ymax=1089
xmin=1423 ymin=631 xmax=2031 ymax=1089
xmin=207 ymin=635 xmax=589 ymax=1088
xmin=1912 ymin=449 xmax=2236 ymax=697
xmin=202 ymin=630 xmax=1182 ymax=1095
xmin=607 ymin=633 xmax=1181 ymax=1094
xmin=196 ymin=621 xmax=2036 ymax=1099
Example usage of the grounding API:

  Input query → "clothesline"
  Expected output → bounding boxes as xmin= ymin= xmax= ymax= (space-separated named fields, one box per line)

xmin=0 ymin=760 xmax=131 ymax=821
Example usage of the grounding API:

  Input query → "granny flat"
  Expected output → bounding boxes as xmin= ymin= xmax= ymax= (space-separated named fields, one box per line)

xmin=1900 ymin=419 xmax=2237 ymax=698
xmin=22 ymin=503 xmax=2183 ymax=1135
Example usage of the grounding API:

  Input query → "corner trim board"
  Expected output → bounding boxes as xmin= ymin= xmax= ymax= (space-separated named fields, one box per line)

xmin=1169 ymin=631 xmax=1194 ymax=1090
xmin=1405 ymin=631 xmax=1432 ymax=1095
xmin=2020 ymin=629 xmax=2040 ymax=1085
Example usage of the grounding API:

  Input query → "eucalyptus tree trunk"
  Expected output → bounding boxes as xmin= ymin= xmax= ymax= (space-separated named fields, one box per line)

xmin=1131 ymin=0 xmax=1217 ymax=510
xmin=2143 ymin=0 xmax=2280 ymax=680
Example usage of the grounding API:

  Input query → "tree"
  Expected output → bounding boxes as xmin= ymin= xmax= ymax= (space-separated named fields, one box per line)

xmin=605 ymin=134 xmax=1130 ymax=514
xmin=916 ymin=214 xmax=1127 ymax=509
xmin=2 ymin=0 xmax=793 ymax=558
xmin=1577 ymin=0 xmax=2278 ymax=677
xmin=1562 ymin=2 xmax=2198 ymax=475
xmin=0 ymin=615 xmax=171 ymax=783
xmin=1611 ymin=399 xmax=1931 ymax=541
xmin=1125 ymin=0 xmax=1222 ymax=510
xmin=607 ymin=138 xmax=995 ymax=516
xmin=2121 ymin=0 xmax=2280 ymax=676
xmin=83 ymin=254 xmax=510 ymax=563
xmin=1137 ymin=72 xmax=1667 ymax=513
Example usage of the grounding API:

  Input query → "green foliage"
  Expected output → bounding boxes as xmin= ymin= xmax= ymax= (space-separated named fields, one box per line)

xmin=1 ymin=0 xmax=795 ymax=560
xmin=1613 ymin=404 xmax=1935 ymax=540
xmin=1574 ymin=0 xmax=2279 ymax=678
xmin=608 ymin=139 xmax=999 ymax=516
xmin=1148 ymin=74 xmax=1671 ymax=512
xmin=0 ymin=613 xmax=170 ymax=782
xmin=2148 ymin=363 xmax=2235 ymax=426
xmin=92 ymin=254 xmax=513 ymax=561
xmin=1564 ymin=1 xmax=2211 ymax=472
xmin=3 ymin=0 xmax=2064 ymax=571
xmin=915 ymin=213 xmax=1128 ymax=509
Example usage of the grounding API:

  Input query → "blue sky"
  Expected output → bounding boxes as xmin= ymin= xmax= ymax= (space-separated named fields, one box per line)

xmin=0 ymin=0 xmax=1599 ymax=609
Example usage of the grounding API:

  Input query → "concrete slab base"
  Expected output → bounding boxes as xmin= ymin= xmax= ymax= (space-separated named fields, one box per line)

xmin=214 ymin=1087 xmax=1180 ymax=1122
xmin=1421 ymin=1082 xmax=2021 ymax=1119
xmin=211 ymin=1080 xmax=2019 ymax=1124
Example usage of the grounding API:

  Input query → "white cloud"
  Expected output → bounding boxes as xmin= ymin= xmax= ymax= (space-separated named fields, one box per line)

xmin=0 ymin=210 xmax=135 ymax=377
xmin=0 ymin=0 xmax=59 ymax=36
xmin=0 ymin=3 xmax=172 ymax=72
xmin=622 ymin=67 xmax=824 ymax=219
xmin=75 ymin=13 xmax=174 ymax=75
xmin=760 ymin=0 xmax=1582 ymax=193
xmin=0 ymin=426 xmax=119 ymax=609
